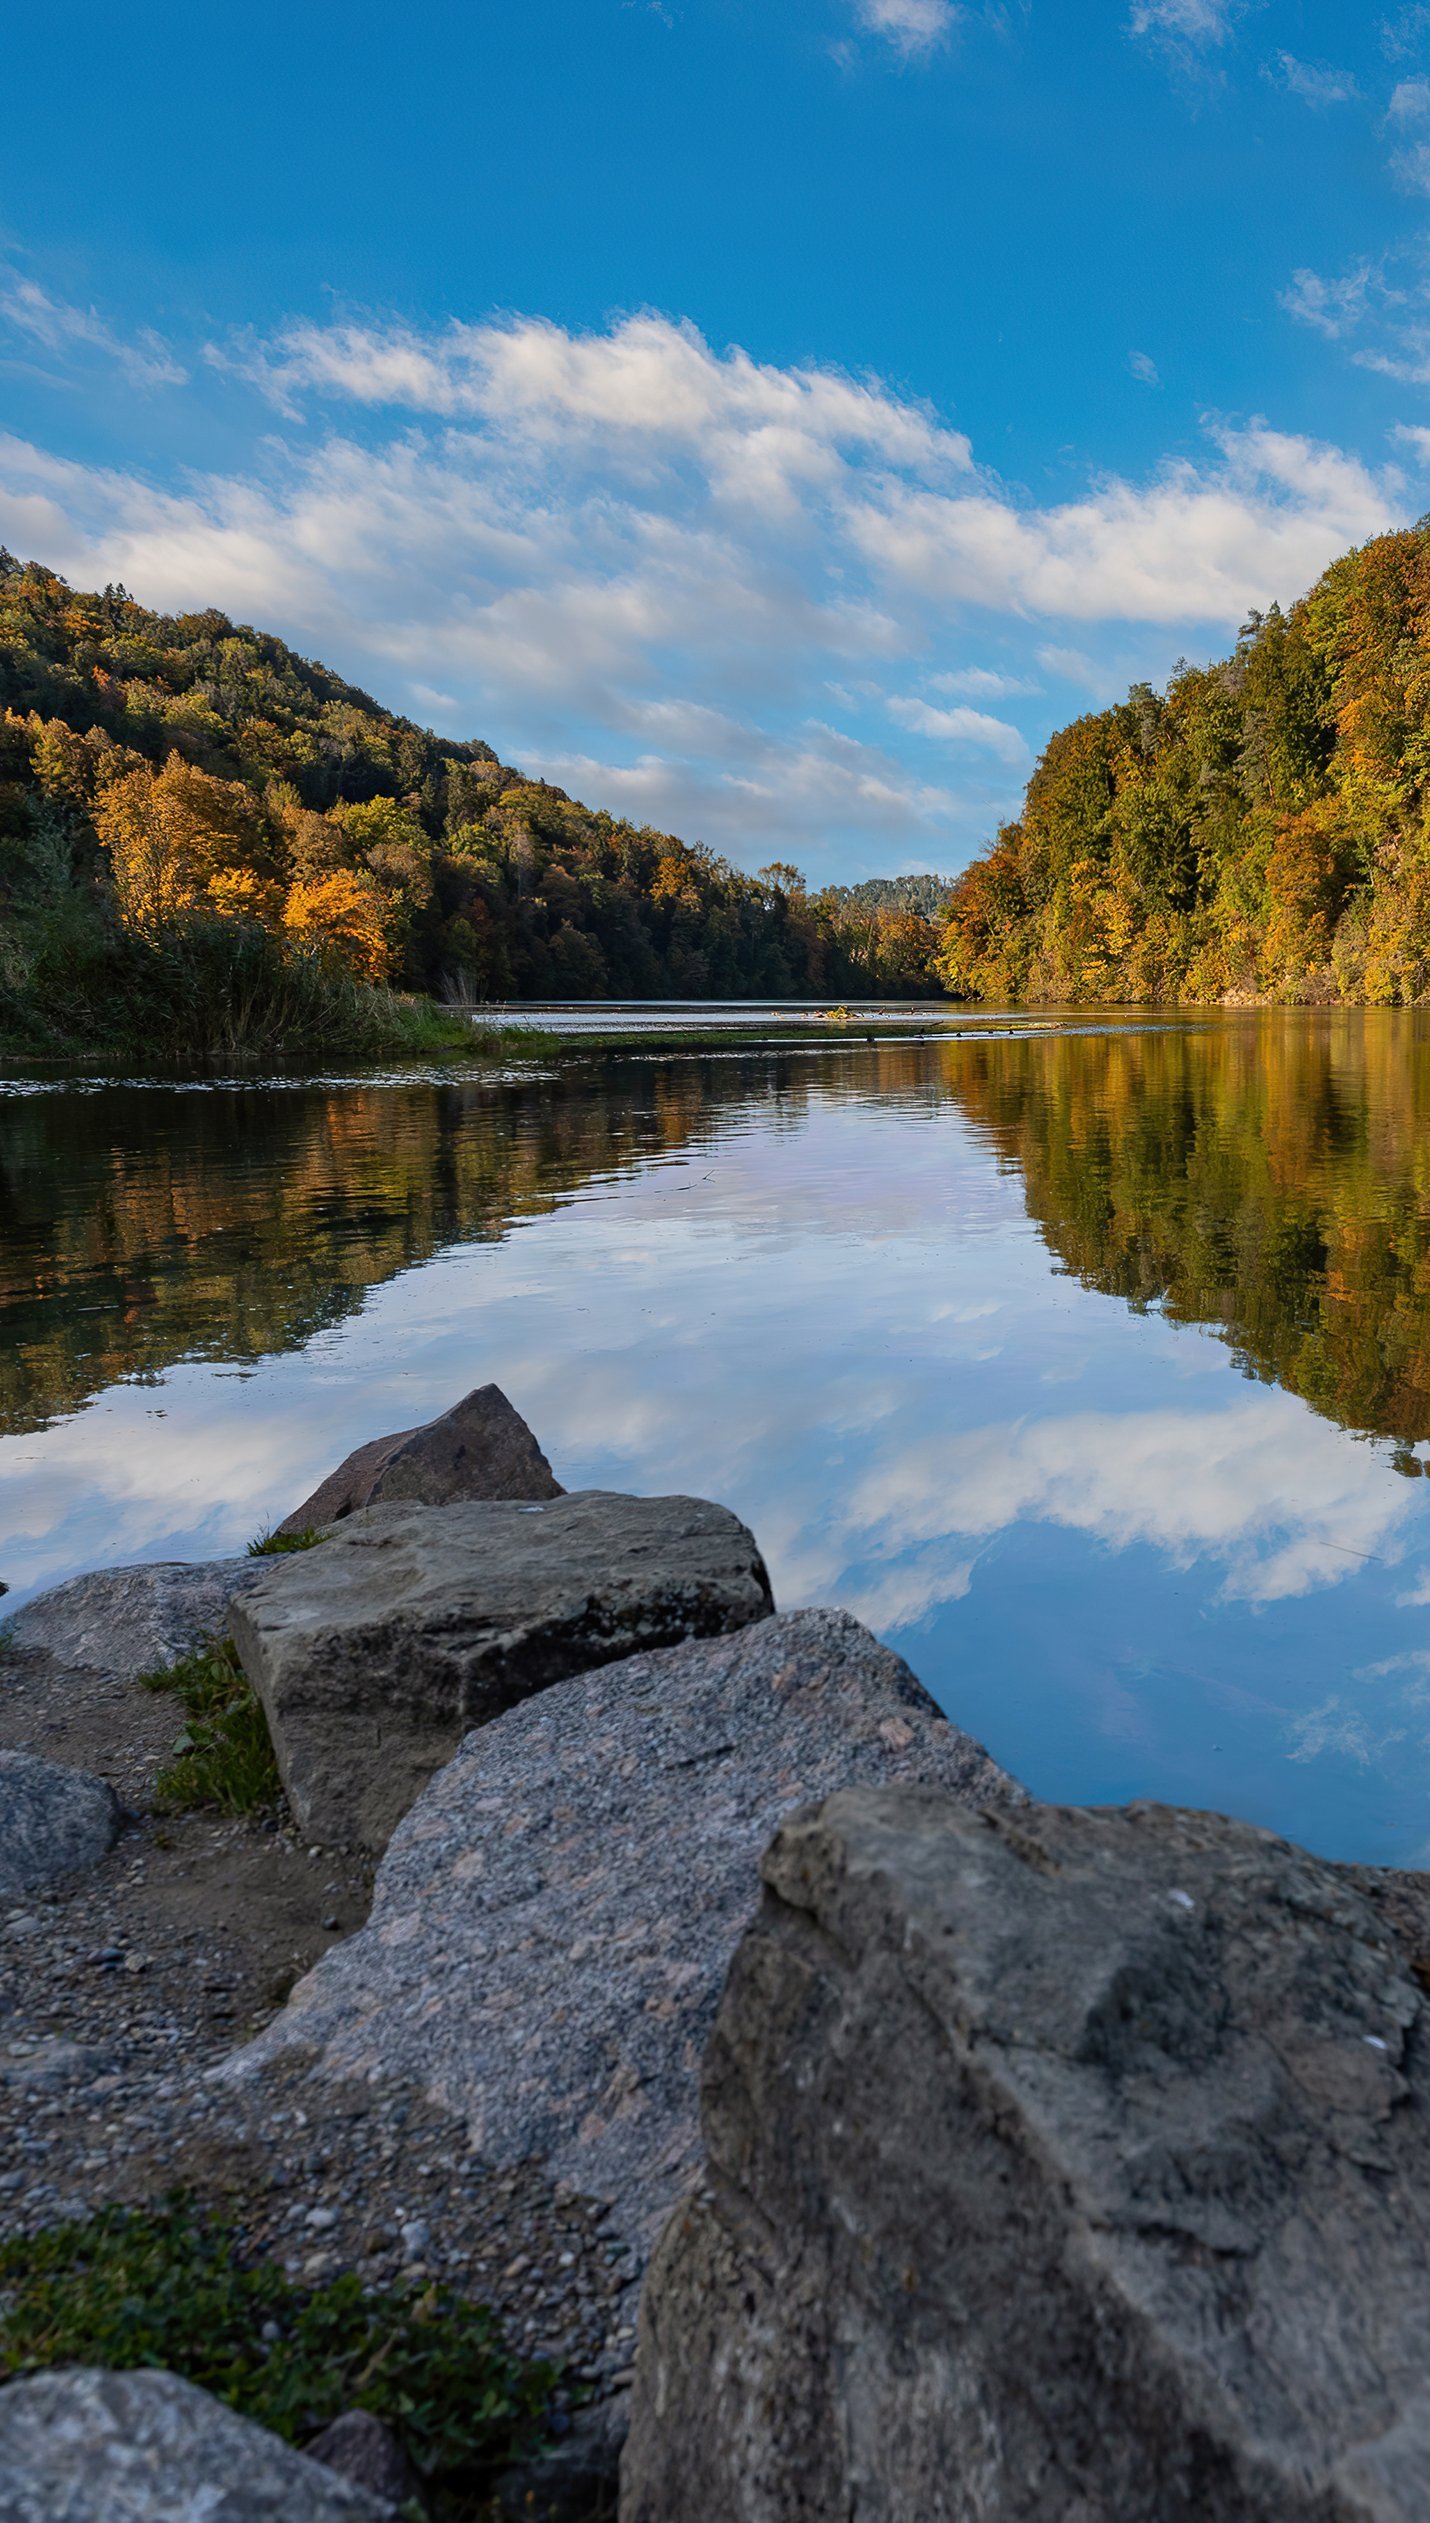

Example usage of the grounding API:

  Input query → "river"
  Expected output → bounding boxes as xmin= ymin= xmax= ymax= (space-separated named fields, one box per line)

xmin=5 ymin=1003 xmax=1430 ymax=1865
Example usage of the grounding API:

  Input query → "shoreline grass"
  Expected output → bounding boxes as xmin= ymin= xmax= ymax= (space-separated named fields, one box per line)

xmin=138 ymin=1635 xmax=282 ymax=1816
xmin=0 ymin=908 xmax=560 ymax=1073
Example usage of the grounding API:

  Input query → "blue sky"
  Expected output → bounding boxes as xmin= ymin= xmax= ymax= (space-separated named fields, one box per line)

xmin=1 ymin=1 xmax=1426 ymax=883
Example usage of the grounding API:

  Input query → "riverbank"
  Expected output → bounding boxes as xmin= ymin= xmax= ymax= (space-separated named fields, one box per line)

xmin=0 ymin=908 xmax=561 ymax=1072
xmin=0 ymin=1390 xmax=1013 ymax=2513
xmin=5 ymin=1385 xmax=1430 ymax=2517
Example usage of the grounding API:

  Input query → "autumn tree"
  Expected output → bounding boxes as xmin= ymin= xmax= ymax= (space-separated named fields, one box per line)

xmin=94 ymin=752 xmax=271 ymax=937
xmin=282 ymin=869 xmax=393 ymax=981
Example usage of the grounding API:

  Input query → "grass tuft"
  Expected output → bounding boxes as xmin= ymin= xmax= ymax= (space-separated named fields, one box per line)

xmin=0 ymin=2199 xmax=555 ymax=2509
xmin=138 ymin=1635 xmax=281 ymax=1814
xmin=247 ymin=1526 xmax=325 ymax=1556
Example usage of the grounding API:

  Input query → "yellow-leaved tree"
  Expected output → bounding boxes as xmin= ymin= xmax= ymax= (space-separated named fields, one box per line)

xmin=282 ymin=870 xmax=393 ymax=981
xmin=94 ymin=753 xmax=269 ymax=937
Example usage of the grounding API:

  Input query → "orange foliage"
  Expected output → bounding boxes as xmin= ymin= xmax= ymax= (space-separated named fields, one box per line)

xmin=95 ymin=753 xmax=268 ymax=938
xmin=282 ymin=871 xmax=393 ymax=981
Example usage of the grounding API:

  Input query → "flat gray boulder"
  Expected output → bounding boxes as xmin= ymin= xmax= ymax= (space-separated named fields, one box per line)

xmin=226 ymin=1610 xmax=1017 ymax=2283
xmin=622 ymin=1790 xmax=1430 ymax=2523
xmin=0 ymin=2367 xmax=394 ymax=2521
xmin=277 ymin=1381 xmax=561 ymax=1534
xmin=0 ymin=1560 xmax=249 ymax=1680
xmin=0 ymin=1750 xmax=122 ymax=1894
xmin=229 ymin=1491 xmax=775 ymax=1849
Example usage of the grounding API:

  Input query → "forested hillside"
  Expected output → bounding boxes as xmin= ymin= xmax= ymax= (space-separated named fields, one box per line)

xmin=0 ymin=553 xmax=943 ymax=1062
xmin=937 ymin=523 xmax=1430 ymax=1007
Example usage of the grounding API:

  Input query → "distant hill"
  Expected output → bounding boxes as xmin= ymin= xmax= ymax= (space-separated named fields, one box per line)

xmin=0 ymin=554 xmax=944 ymax=1060
xmin=937 ymin=523 xmax=1430 ymax=1007
xmin=825 ymin=873 xmax=954 ymax=920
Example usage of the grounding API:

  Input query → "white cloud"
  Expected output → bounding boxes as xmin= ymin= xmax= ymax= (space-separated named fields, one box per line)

xmin=1393 ymin=423 xmax=1430 ymax=466
xmin=537 ymin=723 xmax=958 ymax=847
xmin=1129 ymin=350 xmax=1161 ymax=385
xmin=1281 ymin=251 xmax=1430 ymax=386
xmin=852 ymin=0 xmax=959 ymax=56
xmin=845 ymin=1395 xmax=1417 ymax=1604
xmin=220 ymin=309 xmax=970 ymax=499
xmin=0 ymin=269 xmax=185 ymax=390
xmin=1387 ymin=77 xmax=1430 ymax=192
xmin=847 ymin=422 xmax=1397 ymax=623
xmin=1288 ymin=1652 xmax=1430 ymax=1770
xmin=0 ymin=309 xmax=1407 ymax=871
xmin=1270 ymin=52 xmax=1359 ymax=107
xmin=1128 ymin=0 xmax=1238 ymax=47
xmin=888 ymin=695 xmax=1029 ymax=763
xmin=1384 ymin=6 xmax=1430 ymax=63
xmin=1281 ymin=264 xmax=1377 ymax=340
xmin=928 ymin=664 xmax=1036 ymax=698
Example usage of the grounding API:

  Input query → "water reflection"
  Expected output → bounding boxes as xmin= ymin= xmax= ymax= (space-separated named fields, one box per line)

xmin=0 ymin=1065 xmax=746 ymax=1434
xmin=953 ymin=1012 xmax=1430 ymax=1454
xmin=5 ymin=1014 xmax=1430 ymax=1864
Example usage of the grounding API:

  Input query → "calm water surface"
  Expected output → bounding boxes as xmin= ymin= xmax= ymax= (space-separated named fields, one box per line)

xmin=5 ymin=1006 xmax=1430 ymax=1866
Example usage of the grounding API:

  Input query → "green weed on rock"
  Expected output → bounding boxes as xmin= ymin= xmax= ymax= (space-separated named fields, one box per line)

xmin=0 ymin=2199 xmax=554 ymax=2509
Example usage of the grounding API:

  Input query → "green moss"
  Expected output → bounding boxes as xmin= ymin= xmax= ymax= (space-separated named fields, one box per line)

xmin=138 ymin=1635 xmax=281 ymax=1815
xmin=0 ymin=2200 xmax=554 ymax=2507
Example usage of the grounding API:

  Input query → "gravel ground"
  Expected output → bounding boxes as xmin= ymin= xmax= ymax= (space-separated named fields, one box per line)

xmin=0 ymin=1639 xmax=639 ymax=2477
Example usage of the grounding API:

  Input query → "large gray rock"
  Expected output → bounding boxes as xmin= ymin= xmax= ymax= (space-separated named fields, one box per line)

xmin=0 ymin=2367 xmax=394 ymax=2521
xmin=226 ymin=1611 xmax=1017 ymax=2282
xmin=621 ymin=1790 xmax=1430 ymax=2523
xmin=0 ymin=1559 xmax=250 ymax=1680
xmin=277 ymin=1381 xmax=561 ymax=1535
xmin=0 ymin=1750 xmax=122 ymax=1894
xmin=229 ymin=1491 xmax=775 ymax=1849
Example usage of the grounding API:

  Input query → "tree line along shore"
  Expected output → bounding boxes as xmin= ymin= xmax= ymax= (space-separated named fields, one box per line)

xmin=0 ymin=552 xmax=945 ymax=1066
xmin=940 ymin=520 xmax=1430 ymax=1008
xmin=9 ymin=523 xmax=1430 ymax=1068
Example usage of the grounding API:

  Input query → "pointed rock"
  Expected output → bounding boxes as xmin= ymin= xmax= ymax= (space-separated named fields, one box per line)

xmin=276 ymin=1383 xmax=561 ymax=1535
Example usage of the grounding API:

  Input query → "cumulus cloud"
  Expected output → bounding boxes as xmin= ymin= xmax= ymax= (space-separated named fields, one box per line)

xmin=0 ymin=269 xmax=185 ymax=389
xmin=0 ymin=308 xmax=1406 ymax=872
xmin=218 ymin=309 xmax=970 ymax=497
xmin=846 ymin=421 xmax=1396 ymax=623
